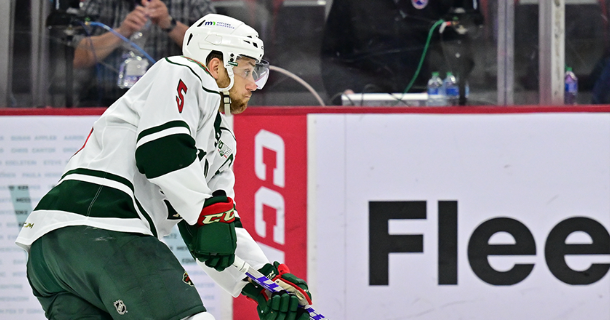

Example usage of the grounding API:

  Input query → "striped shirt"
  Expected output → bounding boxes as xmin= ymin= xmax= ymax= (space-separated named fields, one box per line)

xmin=76 ymin=0 xmax=216 ymax=106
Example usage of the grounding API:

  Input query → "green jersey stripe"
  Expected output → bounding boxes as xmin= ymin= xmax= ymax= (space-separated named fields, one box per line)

xmin=220 ymin=127 xmax=236 ymax=140
xmin=60 ymin=168 xmax=158 ymax=237
xmin=135 ymin=133 xmax=198 ymax=179
xmin=164 ymin=57 xmax=221 ymax=95
xmin=182 ymin=56 xmax=212 ymax=76
xmin=35 ymin=180 xmax=139 ymax=220
xmin=137 ymin=120 xmax=191 ymax=143
xmin=135 ymin=198 xmax=158 ymax=238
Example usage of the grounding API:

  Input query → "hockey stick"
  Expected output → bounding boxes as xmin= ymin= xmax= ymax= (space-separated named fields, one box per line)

xmin=232 ymin=256 xmax=327 ymax=320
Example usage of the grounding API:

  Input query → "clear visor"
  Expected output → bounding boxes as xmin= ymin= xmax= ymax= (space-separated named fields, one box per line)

xmin=232 ymin=58 xmax=270 ymax=89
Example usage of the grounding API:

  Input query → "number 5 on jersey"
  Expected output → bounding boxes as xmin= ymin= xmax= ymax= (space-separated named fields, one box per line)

xmin=176 ymin=79 xmax=188 ymax=113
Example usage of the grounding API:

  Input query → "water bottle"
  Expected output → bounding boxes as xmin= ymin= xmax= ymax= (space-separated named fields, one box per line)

xmin=117 ymin=9 xmax=152 ymax=89
xmin=564 ymin=67 xmax=578 ymax=105
xmin=426 ymin=72 xmax=446 ymax=106
xmin=129 ymin=18 xmax=151 ymax=50
xmin=443 ymin=72 xmax=459 ymax=106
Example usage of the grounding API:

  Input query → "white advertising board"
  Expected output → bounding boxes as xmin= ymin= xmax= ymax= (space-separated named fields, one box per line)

xmin=310 ymin=113 xmax=610 ymax=320
xmin=0 ymin=116 xmax=224 ymax=319
xmin=0 ymin=116 xmax=97 ymax=319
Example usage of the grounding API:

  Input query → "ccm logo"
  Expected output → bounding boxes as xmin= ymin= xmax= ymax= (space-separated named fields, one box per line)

xmin=200 ymin=210 xmax=236 ymax=224
xmin=369 ymin=201 xmax=610 ymax=286
xmin=254 ymin=130 xmax=285 ymax=245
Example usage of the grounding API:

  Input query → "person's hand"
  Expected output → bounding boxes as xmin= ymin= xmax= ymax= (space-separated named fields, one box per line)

xmin=178 ymin=191 xmax=237 ymax=271
xmin=144 ymin=0 xmax=172 ymax=29
xmin=242 ymin=262 xmax=312 ymax=320
xmin=244 ymin=289 xmax=308 ymax=320
xmin=117 ymin=5 xmax=149 ymax=38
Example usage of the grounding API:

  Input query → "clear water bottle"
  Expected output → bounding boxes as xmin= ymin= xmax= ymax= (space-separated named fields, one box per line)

xmin=427 ymin=72 xmax=446 ymax=106
xmin=117 ymin=14 xmax=151 ymax=89
xmin=129 ymin=18 xmax=151 ymax=50
xmin=443 ymin=72 xmax=459 ymax=106
xmin=117 ymin=53 xmax=150 ymax=89
xmin=564 ymin=67 xmax=578 ymax=105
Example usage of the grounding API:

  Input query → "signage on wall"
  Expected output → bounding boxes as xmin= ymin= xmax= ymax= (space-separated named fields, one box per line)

xmin=310 ymin=112 xmax=610 ymax=320
xmin=232 ymin=114 xmax=308 ymax=320
xmin=369 ymin=200 xmax=610 ymax=287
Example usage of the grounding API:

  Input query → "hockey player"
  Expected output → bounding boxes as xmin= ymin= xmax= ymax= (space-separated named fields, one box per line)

xmin=16 ymin=13 xmax=311 ymax=320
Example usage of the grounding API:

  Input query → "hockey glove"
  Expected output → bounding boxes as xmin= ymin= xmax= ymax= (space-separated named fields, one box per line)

xmin=178 ymin=191 xmax=237 ymax=271
xmin=242 ymin=262 xmax=312 ymax=320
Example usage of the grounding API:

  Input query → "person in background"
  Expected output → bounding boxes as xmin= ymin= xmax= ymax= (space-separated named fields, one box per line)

xmin=73 ymin=0 xmax=216 ymax=106
xmin=320 ymin=0 xmax=483 ymax=105
xmin=16 ymin=13 xmax=311 ymax=320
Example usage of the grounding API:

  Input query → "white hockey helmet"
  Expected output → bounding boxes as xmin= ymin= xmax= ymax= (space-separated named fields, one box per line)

xmin=183 ymin=14 xmax=268 ymax=91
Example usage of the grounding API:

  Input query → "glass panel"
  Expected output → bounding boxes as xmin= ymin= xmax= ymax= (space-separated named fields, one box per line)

xmin=564 ymin=0 xmax=608 ymax=104
xmin=515 ymin=0 xmax=607 ymax=105
xmin=4 ymin=0 xmax=610 ymax=107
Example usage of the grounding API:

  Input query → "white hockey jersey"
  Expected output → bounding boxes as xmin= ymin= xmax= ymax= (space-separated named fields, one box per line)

xmin=15 ymin=56 xmax=268 ymax=297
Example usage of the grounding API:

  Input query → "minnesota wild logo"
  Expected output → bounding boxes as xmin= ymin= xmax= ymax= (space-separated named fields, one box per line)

xmin=183 ymin=272 xmax=194 ymax=287
xmin=218 ymin=140 xmax=233 ymax=159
